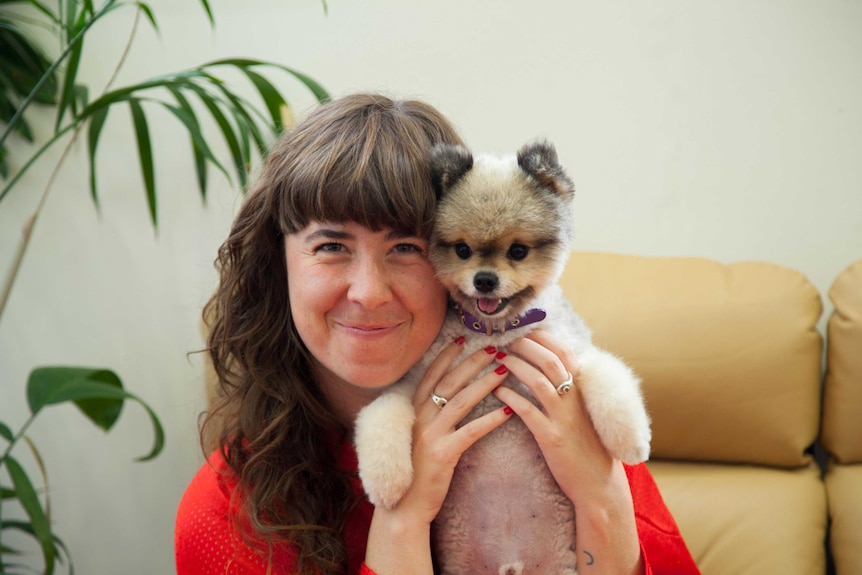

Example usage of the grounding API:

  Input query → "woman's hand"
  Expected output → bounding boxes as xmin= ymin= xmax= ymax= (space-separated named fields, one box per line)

xmin=492 ymin=329 xmax=643 ymax=575
xmin=365 ymin=338 xmax=512 ymax=574
xmin=492 ymin=330 xmax=611 ymax=503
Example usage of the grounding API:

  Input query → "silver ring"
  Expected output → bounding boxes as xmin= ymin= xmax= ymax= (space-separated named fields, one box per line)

xmin=555 ymin=372 xmax=574 ymax=395
xmin=431 ymin=393 xmax=449 ymax=409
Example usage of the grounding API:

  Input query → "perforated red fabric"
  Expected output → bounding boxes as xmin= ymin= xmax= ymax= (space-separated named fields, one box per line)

xmin=176 ymin=445 xmax=698 ymax=574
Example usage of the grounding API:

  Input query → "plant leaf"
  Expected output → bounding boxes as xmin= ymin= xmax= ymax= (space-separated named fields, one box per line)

xmin=135 ymin=2 xmax=159 ymax=35
xmin=62 ymin=0 xmax=76 ymax=43
xmin=0 ymin=19 xmax=59 ymax=104
xmin=54 ymin=9 xmax=88 ymax=131
xmin=197 ymin=0 xmax=214 ymax=27
xmin=0 ymin=520 xmax=74 ymax=572
xmin=10 ymin=1 xmax=60 ymax=24
xmin=25 ymin=366 xmax=165 ymax=461
xmin=188 ymin=86 xmax=247 ymax=189
xmin=200 ymin=73 xmax=267 ymax=155
xmin=240 ymin=69 xmax=287 ymax=131
xmin=168 ymin=88 xmax=210 ymax=199
xmin=73 ymin=83 xmax=88 ymax=110
xmin=0 ymin=420 xmax=12 ymax=441
xmin=0 ymin=80 xmax=34 ymax=140
xmin=164 ymin=90 xmax=237 ymax=199
xmin=204 ymin=58 xmax=330 ymax=103
xmin=80 ymin=73 xmax=200 ymax=117
xmin=4 ymin=455 xmax=55 ymax=575
xmin=86 ymin=105 xmax=109 ymax=206
xmin=21 ymin=435 xmax=50 ymax=517
xmin=27 ymin=367 xmax=123 ymax=429
xmin=128 ymin=98 xmax=157 ymax=227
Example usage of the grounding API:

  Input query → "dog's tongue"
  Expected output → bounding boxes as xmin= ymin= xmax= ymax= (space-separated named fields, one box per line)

xmin=478 ymin=298 xmax=502 ymax=314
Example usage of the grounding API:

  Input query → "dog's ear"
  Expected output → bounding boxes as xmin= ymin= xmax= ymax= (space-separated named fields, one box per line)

xmin=430 ymin=144 xmax=473 ymax=199
xmin=517 ymin=140 xmax=575 ymax=200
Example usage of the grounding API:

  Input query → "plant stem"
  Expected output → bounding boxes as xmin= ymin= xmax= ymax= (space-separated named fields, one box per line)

xmin=0 ymin=413 xmax=39 ymax=466
xmin=0 ymin=128 xmax=77 ymax=327
xmin=0 ymin=0 xmax=118 ymax=150
xmin=0 ymin=5 xmax=142 ymax=326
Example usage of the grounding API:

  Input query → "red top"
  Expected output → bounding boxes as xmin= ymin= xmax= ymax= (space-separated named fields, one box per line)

xmin=175 ymin=443 xmax=699 ymax=575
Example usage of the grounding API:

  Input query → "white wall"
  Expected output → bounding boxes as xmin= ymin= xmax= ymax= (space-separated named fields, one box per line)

xmin=1 ymin=0 xmax=859 ymax=573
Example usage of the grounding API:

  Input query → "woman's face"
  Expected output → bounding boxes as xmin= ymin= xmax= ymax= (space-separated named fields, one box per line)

xmin=285 ymin=220 xmax=447 ymax=410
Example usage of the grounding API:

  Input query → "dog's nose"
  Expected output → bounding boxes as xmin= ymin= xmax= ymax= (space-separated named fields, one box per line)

xmin=473 ymin=272 xmax=499 ymax=293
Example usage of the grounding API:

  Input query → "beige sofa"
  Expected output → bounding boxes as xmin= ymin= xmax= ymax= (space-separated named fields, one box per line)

xmin=821 ymin=259 xmax=862 ymax=575
xmin=559 ymin=253 xmax=862 ymax=575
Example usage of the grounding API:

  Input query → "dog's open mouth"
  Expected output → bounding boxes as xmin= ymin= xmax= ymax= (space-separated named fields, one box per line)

xmin=477 ymin=297 xmax=510 ymax=316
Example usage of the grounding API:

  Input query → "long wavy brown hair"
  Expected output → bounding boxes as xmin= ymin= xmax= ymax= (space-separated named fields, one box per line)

xmin=201 ymin=93 xmax=464 ymax=575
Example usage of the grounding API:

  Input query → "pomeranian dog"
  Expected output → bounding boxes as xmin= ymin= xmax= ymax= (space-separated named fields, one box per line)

xmin=354 ymin=140 xmax=651 ymax=575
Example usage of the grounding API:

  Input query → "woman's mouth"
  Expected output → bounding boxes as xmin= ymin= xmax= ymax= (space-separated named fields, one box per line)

xmin=339 ymin=321 xmax=403 ymax=335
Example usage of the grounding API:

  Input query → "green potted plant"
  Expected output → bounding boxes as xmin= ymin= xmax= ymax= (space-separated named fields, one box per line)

xmin=0 ymin=1 xmax=328 ymax=572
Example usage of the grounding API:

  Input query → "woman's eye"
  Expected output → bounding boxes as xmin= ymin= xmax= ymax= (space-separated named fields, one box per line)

xmin=314 ymin=243 xmax=345 ymax=253
xmin=393 ymin=243 xmax=424 ymax=255
xmin=508 ymin=244 xmax=529 ymax=261
xmin=454 ymin=243 xmax=472 ymax=260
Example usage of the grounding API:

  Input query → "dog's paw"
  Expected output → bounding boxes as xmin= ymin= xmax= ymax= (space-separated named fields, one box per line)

xmin=359 ymin=450 xmax=414 ymax=509
xmin=354 ymin=392 xmax=417 ymax=509
xmin=578 ymin=349 xmax=651 ymax=465
xmin=608 ymin=421 xmax=651 ymax=465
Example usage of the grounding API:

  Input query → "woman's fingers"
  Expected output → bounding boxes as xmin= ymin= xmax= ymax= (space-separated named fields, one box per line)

xmin=500 ymin=336 xmax=579 ymax=415
xmin=428 ymin=362 xmax=508 ymax=419
xmin=449 ymin=402 xmax=513 ymax=451
xmin=415 ymin=341 xmax=499 ymax=410
xmin=413 ymin=337 xmax=469 ymax=406
xmin=524 ymin=330 xmax=581 ymax=385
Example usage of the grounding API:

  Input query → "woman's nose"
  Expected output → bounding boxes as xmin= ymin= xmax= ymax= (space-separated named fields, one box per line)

xmin=347 ymin=257 xmax=393 ymax=309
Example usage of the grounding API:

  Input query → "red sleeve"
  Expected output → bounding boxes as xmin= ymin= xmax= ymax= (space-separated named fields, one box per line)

xmin=175 ymin=450 xmax=298 ymax=575
xmin=625 ymin=463 xmax=700 ymax=574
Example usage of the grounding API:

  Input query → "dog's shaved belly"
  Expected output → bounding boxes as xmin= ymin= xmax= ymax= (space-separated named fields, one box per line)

xmin=433 ymin=395 xmax=578 ymax=575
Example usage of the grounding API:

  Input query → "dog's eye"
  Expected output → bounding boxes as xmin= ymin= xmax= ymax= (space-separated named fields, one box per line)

xmin=454 ymin=243 xmax=472 ymax=260
xmin=508 ymin=244 xmax=529 ymax=261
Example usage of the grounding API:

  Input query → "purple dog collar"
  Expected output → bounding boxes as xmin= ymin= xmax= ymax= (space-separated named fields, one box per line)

xmin=458 ymin=307 xmax=547 ymax=336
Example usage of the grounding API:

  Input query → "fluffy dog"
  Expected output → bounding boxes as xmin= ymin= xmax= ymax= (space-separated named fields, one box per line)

xmin=354 ymin=141 xmax=651 ymax=575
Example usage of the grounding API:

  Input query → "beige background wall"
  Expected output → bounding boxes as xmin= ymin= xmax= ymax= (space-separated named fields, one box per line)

xmin=0 ymin=1 xmax=859 ymax=573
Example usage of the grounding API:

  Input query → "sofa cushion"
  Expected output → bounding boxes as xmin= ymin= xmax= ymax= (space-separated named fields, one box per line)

xmin=561 ymin=252 xmax=823 ymax=467
xmin=825 ymin=463 xmax=862 ymax=575
xmin=649 ymin=460 xmax=827 ymax=575
xmin=821 ymin=258 xmax=862 ymax=463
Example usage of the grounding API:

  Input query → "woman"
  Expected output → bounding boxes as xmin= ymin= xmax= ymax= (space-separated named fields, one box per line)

xmin=175 ymin=93 xmax=700 ymax=575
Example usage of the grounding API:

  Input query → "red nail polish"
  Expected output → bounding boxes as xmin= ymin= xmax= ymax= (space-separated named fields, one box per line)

xmin=495 ymin=351 xmax=507 ymax=360
xmin=485 ymin=346 xmax=497 ymax=354
xmin=454 ymin=335 xmax=466 ymax=345
xmin=503 ymin=406 xmax=514 ymax=415
xmin=495 ymin=365 xmax=508 ymax=375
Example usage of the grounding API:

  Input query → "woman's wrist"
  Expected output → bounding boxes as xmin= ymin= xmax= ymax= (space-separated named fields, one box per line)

xmin=568 ymin=462 xmax=643 ymax=574
xmin=365 ymin=505 xmax=434 ymax=575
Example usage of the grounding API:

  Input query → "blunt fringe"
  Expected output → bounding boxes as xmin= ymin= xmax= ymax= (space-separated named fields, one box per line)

xmin=201 ymin=94 xmax=464 ymax=575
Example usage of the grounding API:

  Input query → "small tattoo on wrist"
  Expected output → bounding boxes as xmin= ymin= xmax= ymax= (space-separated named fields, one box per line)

xmin=583 ymin=550 xmax=595 ymax=566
